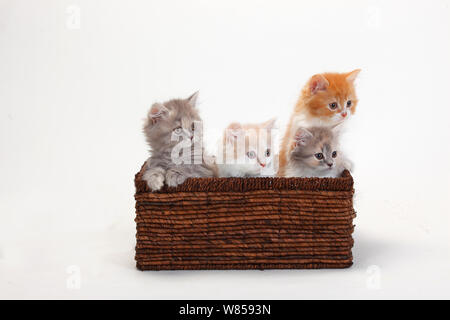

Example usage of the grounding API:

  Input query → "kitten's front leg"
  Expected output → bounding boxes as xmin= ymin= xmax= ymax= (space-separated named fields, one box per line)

xmin=165 ymin=167 xmax=187 ymax=187
xmin=342 ymin=157 xmax=354 ymax=172
xmin=143 ymin=166 xmax=166 ymax=191
xmin=337 ymin=155 xmax=354 ymax=174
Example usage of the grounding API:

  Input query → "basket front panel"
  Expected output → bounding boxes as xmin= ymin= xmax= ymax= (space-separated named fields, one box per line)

xmin=135 ymin=186 xmax=355 ymax=270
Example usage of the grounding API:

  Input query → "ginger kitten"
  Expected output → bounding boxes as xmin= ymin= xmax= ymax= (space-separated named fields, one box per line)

xmin=278 ymin=69 xmax=360 ymax=176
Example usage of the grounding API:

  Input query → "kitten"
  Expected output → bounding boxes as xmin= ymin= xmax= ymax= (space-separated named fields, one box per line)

xmin=278 ymin=69 xmax=360 ymax=176
xmin=284 ymin=127 xmax=351 ymax=178
xmin=142 ymin=92 xmax=216 ymax=191
xmin=217 ymin=118 xmax=278 ymax=177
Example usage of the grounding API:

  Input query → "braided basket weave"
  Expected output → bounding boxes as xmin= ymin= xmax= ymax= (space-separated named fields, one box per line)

xmin=134 ymin=163 xmax=356 ymax=270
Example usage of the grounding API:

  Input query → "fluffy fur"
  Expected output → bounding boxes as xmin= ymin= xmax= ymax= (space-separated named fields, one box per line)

xmin=284 ymin=127 xmax=351 ymax=178
xmin=142 ymin=92 xmax=216 ymax=191
xmin=217 ymin=118 xmax=278 ymax=177
xmin=278 ymin=69 xmax=360 ymax=176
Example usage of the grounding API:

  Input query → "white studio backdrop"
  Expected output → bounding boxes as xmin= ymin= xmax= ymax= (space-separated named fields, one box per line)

xmin=1 ymin=0 xmax=450 ymax=299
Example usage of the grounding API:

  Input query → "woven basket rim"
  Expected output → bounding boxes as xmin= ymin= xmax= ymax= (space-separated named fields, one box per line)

xmin=135 ymin=161 xmax=354 ymax=193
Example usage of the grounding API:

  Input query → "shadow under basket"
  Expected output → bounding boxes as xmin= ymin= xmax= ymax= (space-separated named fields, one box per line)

xmin=134 ymin=163 xmax=356 ymax=271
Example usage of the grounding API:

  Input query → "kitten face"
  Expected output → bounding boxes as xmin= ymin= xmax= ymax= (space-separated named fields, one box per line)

xmin=304 ymin=69 xmax=360 ymax=126
xmin=220 ymin=118 xmax=277 ymax=176
xmin=291 ymin=127 xmax=339 ymax=173
xmin=144 ymin=92 xmax=201 ymax=152
xmin=238 ymin=128 xmax=273 ymax=171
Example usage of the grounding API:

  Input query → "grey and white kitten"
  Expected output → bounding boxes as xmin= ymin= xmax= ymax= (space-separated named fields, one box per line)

xmin=284 ymin=126 xmax=352 ymax=178
xmin=142 ymin=92 xmax=216 ymax=191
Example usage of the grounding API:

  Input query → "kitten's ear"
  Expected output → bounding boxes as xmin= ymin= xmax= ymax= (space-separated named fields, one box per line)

xmin=330 ymin=122 xmax=344 ymax=136
xmin=148 ymin=103 xmax=169 ymax=124
xmin=309 ymin=74 xmax=329 ymax=94
xmin=187 ymin=91 xmax=199 ymax=107
xmin=330 ymin=121 xmax=343 ymax=131
xmin=346 ymin=69 xmax=361 ymax=83
xmin=263 ymin=118 xmax=277 ymax=130
xmin=294 ymin=128 xmax=313 ymax=147
xmin=225 ymin=122 xmax=243 ymax=142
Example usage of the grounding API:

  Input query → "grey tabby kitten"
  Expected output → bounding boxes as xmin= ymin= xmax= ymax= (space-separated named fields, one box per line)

xmin=284 ymin=126 xmax=352 ymax=178
xmin=143 ymin=92 xmax=216 ymax=191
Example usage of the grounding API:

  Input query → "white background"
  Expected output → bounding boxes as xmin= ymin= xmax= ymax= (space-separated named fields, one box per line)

xmin=1 ymin=0 xmax=450 ymax=299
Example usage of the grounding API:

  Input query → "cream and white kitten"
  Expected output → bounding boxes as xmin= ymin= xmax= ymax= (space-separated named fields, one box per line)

xmin=217 ymin=119 xmax=278 ymax=177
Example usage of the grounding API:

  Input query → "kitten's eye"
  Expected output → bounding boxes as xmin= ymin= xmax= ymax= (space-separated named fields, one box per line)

xmin=315 ymin=153 xmax=324 ymax=160
xmin=247 ymin=151 xmax=256 ymax=159
xmin=332 ymin=151 xmax=337 ymax=158
xmin=173 ymin=127 xmax=182 ymax=134
xmin=329 ymin=102 xmax=338 ymax=110
xmin=265 ymin=149 xmax=271 ymax=157
xmin=346 ymin=100 xmax=352 ymax=108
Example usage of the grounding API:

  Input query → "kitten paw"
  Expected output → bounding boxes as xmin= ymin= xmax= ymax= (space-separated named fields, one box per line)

xmin=143 ymin=170 xmax=165 ymax=191
xmin=165 ymin=170 xmax=187 ymax=187
xmin=342 ymin=159 xmax=354 ymax=172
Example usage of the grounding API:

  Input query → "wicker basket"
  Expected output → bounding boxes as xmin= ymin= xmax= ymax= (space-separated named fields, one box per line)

xmin=134 ymin=163 xmax=356 ymax=270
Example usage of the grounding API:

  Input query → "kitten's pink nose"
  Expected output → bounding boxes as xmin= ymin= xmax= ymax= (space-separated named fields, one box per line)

xmin=341 ymin=112 xmax=347 ymax=118
xmin=327 ymin=163 xmax=333 ymax=167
